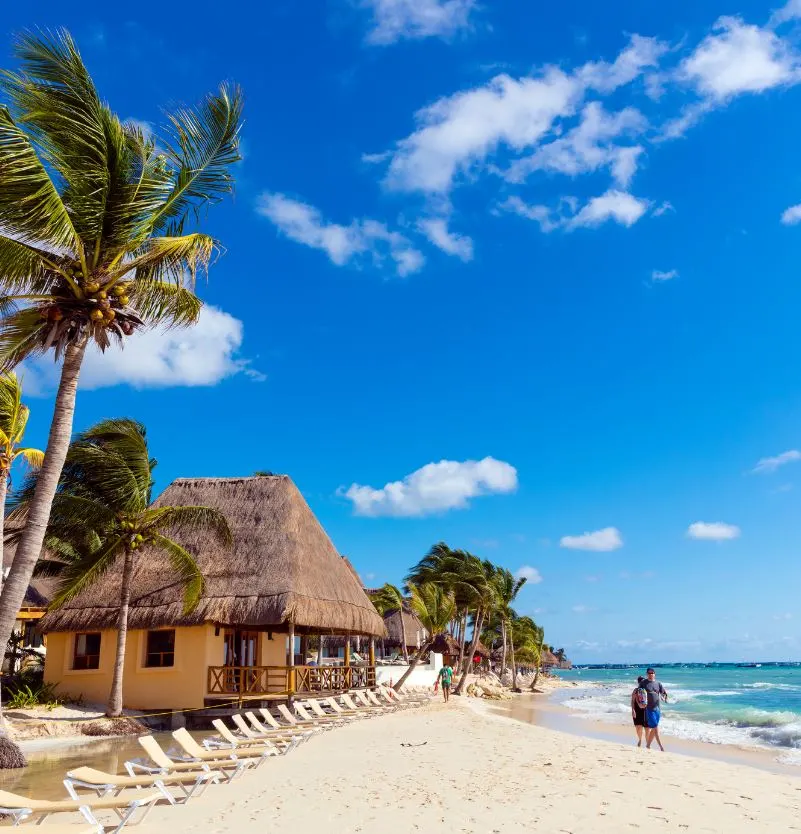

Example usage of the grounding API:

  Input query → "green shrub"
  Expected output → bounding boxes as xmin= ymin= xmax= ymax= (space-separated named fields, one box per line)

xmin=6 ymin=681 xmax=64 ymax=710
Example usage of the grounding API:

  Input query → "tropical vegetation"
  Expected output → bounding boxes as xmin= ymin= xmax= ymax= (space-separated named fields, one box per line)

xmin=0 ymin=29 xmax=243 ymax=701
xmin=11 ymin=418 xmax=232 ymax=716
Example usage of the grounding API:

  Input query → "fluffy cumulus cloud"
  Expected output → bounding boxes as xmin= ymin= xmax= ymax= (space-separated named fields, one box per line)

xmin=679 ymin=16 xmax=799 ymax=100
xmin=343 ymin=456 xmax=518 ymax=517
xmin=361 ymin=0 xmax=477 ymax=45
xmin=26 ymin=306 xmax=257 ymax=393
xmin=256 ymin=192 xmax=424 ymax=276
xmin=560 ymin=526 xmax=623 ymax=551
xmin=752 ymin=449 xmax=801 ymax=473
xmin=781 ymin=204 xmax=801 ymax=225
xmin=515 ymin=565 xmax=543 ymax=584
xmin=687 ymin=521 xmax=741 ymax=541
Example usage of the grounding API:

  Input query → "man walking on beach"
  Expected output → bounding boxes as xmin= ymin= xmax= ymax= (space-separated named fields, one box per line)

xmin=641 ymin=668 xmax=668 ymax=751
xmin=437 ymin=662 xmax=454 ymax=703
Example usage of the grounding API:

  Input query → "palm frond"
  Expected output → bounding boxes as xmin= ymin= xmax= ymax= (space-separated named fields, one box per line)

xmin=148 ymin=533 xmax=204 ymax=614
xmin=143 ymin=504 xmax=232 ymax=547
xmin=48 ymin=534 xmax=124 ymax=609
xmin=0 ymin=234 xmax=62 ymax=296
xmin=146 ymin=83 xmax=243 ymax=235
xmin=110 ymin=233 xmax=217 ymax=289
xmin=0 ymin=105 xmax=79 ymax=253
xmin=15 ymin=447 xmax=44 ymax=469
xmin=128 ymin=281 xmax=202 ymax=327
xmin=0 ymin=306 xmax=51 ymax=370
xmin=2 ymin=30 xmax=115 ymax=245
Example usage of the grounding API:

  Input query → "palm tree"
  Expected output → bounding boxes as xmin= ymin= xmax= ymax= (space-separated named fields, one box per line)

xmin=0 ymin=30 xmax=242 ymax=673
xmin=12 ymin=419 xmax=232 ymax=716
xmin=0 ymin=372 xmax=43 ymax=590
xmin=452 ymin=558 xmax=496 ymax=695
xmin=392 ymin=582 xmax=455 ymax=691
xmin=492 ymin=568 xmax=526 ymax=688
xmin=368 ymin=583 xmax=407 ymax=660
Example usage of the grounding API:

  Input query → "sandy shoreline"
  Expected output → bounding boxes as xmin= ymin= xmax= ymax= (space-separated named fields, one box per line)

xmin=121 ymin=694 xmax=801 ymax=833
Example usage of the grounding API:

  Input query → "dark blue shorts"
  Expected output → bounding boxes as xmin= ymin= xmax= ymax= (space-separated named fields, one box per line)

xmin=646 ymin=708 xmax=660 ymax=728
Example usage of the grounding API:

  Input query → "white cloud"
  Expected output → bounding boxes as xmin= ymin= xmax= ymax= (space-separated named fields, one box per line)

xmin=651 ymin=269 xmax=678 ymax=282
xmin=679 ymin=16 xmax=799 ymax=100
xmin=418 ymin=217 xmax=474 ymax=261
xmin=653 ymin=201 xmax=675 ymax=217
xmin=362 ymin=0 xmax=477 ymax=45
xmin=771 ymin=0 xmax=801 ymax=26
xmin=576 ymin=34 xmax=668 ymax=94
xmin=567 ymin=190 xmax=649 ymax=229
xmin=571 ymin=604 xmax=595 ymax=614
xmin=343 ymin=456 xmax=518 ymax=517
xmin=752 ymin=449 xmax=801 ymax=473
xmin=500 ymin=190 xmax=649 ymax=233
xmin=504 ymin=102 xmax=647 ymax=187
xmin=687 ymin=521 xmax=741 ymax=541
xmin=26 ymin=306 xmax=255 ymax=393
xmin=515 ymin=565 xmax=543 ymax=584
xmin=256 ymin=192 xmax=424 ymax=276
xmin=781 ymin=204 xmax=801 ymax=225
xmin=560 ymin=526 xmax=623 ymax=552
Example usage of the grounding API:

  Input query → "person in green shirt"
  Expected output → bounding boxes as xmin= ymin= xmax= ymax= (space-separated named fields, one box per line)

xmin=437 ymin=663 xmax=454 ymax=702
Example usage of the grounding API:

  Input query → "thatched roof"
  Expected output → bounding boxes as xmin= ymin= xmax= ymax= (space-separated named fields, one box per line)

xmin=541 ymin=649 xmax=559 ymax=666
xmin=473 ymin=639 xmax=490 ymax=658
xmin=384 ymin=608 xmax=428 ymax=648
xmin=40 ymin=476 xmax=385 ymax=636
xmin=429 ymin=632 xmax=460 ymax=655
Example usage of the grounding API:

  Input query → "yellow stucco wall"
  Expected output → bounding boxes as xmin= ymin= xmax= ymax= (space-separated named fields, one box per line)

xmin=44 ymin=624 xmax=226 ymax=710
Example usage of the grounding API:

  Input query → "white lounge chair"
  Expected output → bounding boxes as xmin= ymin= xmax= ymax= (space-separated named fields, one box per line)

xmin=171 ymin=727 xmax=274 ymax=768
xmin=351 ymin=690 xmax=395 ymax=712
xmin=322 ymin=696 xmax=371 ymax=719
xmin=277 ymin=703 xmax=334 ymax=731
xmin=245 ymin=710 xmax=313 ymax=743
xmin=64 ymin=765 xmax=219 ymax=803
xmin=132 ymin=735 xmax=252 ymax=782
xmin=0 ymin=787 xmax=163 ymax=831
xmin=258 ymin=707 xmax=324 ymax=735
xmin=340 ymin=693 xmax=385 ymax=715
xmin=210 ymin=718 xmax=299 ymax=754
xmin=294 ymin=702 xmax=346 ymax=727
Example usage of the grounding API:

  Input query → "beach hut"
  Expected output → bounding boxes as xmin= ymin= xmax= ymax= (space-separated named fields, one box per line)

xmin=429 ymin=633 xmax=461 ymax=667
xmin=382 ymin=606 xmax=428 ymax=659
xmin=40 ymin=476 xmax=386 ymax=710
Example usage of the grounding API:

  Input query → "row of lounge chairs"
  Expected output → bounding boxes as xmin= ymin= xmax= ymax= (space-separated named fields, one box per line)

xmin=0 ymin=684 xmax=431 ymax=831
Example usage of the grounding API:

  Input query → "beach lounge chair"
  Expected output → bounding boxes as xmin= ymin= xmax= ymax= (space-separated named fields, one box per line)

xmin=364 ymin=689 xmax=403 ymax=710
xmin=257 ymin=707 xmax=324 ymax=735
xmin=132 ymin=735 xmax=252 ymax=782
xmin=340 ymin=693 xmax=386 ymax=715
xmin=0 ymin=787 xmax=163 ymax=832
xmin=65 ymin=765 xmax=220 ymax=803
xmin=351 ymin=690 xmax=395 ymax=712
xmin=211 ymin=718 xmax=299 ymax=754
xmin=322 ymin=696 xmax=371 ymax=719
xmin=276 ymin=703 xmax=335 ymax=730
xmin=294 ymin=702 xmax=345 ymax=727
xmin=231 ymin=713 xmax=299 ymax=744
xmin=306 ymin=697 xmax=363 ymax=721
xmin=375 ymin=687 xmax=415 ymax=708
xmin=245 ymin=710 xmax=313 ymax=743
xmin=381 ymin=685 xmax=429 ymax=704
xmin=171 ymin=727 xmax=275 ymax=768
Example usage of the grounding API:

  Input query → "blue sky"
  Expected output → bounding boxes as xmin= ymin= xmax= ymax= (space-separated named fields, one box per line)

xmin=5 ymin=0 xmax=801 ymax=663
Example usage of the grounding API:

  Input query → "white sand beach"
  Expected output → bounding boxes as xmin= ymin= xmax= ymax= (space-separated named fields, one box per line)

xmin=133 ymin=696 xmax=801 ymax=834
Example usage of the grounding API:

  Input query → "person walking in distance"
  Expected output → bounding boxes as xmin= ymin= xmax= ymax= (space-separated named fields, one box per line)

xmin=641 ymin=667 xmax=668 ymax=751
xmin=631 ymin=676 xmax=648 ymax=747
xmin=437 ymin=662 xmax=454 ymax=703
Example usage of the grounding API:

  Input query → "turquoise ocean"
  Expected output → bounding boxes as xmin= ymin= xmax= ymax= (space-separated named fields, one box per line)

xmin=554 ymin=664 xmax=801 ymax=761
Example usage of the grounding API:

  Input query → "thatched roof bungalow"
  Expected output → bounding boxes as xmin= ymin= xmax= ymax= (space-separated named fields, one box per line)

xmin=41 ymin=476 xmax=385 ymax=710
xmin=383 ymin=607 xmax=428 ymax=652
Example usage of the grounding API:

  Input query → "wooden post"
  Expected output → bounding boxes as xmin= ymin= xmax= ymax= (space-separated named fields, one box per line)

xmin=344 ymin=636 xmax=351 ymax=689
xmin=368 ymin=637 xmax=376 ymax=688
xmin=344 ymin=636 xmax=350 ymax=666
xmin=368 ymin=637 xmax=375 ymax=666
xmin=288 ymin=621 xmax=295 ymax=699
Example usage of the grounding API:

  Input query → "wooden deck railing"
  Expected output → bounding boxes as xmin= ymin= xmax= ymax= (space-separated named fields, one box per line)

xmin=207 ymin=664 xmax=377 ymax=697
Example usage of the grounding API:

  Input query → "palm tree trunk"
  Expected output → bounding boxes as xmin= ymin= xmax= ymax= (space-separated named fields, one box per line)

xmin=107 ymin=547 xmax=134 ymax=717
xmin=393 ymin=640 xmax=431 ymax=691
xmin=530 ymin=637 xmax=545 ymax=692
xmin=0 ymin=472 xmax=7 ymax=598
xmin=456 ymin=610 xmax=467 ymax=671
xmin=454 ymin=608 xmax=483 ymax=696
xmin=0 ymin=340 xmax=87 ymax=658
xmin=509 ymin=630 xmax=518 ymax=690
xmin=500 ymin=619 xmax=507 ymax=680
